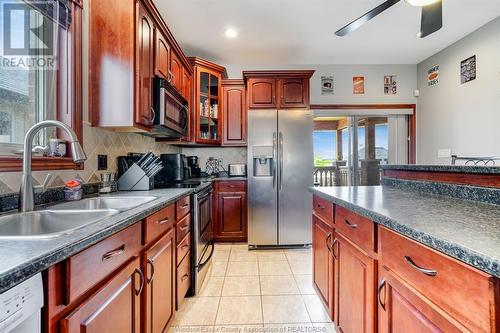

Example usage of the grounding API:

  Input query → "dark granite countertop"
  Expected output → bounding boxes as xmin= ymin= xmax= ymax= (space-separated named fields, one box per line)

xmin=381 ymin=164 xmax=500 ymax=174
xmin=0 ymin=188 xmax=192 ymax=293
xmin=310 ymin=186 xmax=500 ymax=277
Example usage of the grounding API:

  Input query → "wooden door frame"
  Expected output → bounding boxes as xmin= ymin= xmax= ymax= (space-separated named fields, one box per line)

xmin=310 ymin=104 xmax=417 ymax=164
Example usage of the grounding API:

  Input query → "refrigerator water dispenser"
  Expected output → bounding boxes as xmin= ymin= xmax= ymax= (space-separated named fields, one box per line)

xmin=252 ymin=146 xmax=274 ymax=177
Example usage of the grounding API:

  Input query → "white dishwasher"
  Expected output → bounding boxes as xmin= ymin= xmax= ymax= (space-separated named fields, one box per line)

xmin=0 ymin=273 xmax=43 ymax=333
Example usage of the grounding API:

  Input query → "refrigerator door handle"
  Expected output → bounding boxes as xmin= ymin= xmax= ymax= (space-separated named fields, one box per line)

xmin=279 ymin=131 xmax=284 ymax=192
xmin=273 ymin=132 xmax=277 ymax=190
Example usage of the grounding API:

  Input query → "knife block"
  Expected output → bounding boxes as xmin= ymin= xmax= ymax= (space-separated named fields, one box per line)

xmin=117 ymin=163 xmax=155 ymax=191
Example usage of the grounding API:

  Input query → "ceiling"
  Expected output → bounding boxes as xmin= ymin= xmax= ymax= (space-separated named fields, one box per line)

xmin=153 ymin=0 xmax=500 ymax=66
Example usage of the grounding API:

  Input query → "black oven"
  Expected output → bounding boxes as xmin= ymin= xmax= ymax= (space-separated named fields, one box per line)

xmin=191 ymin=184 xmax=214 ymax=294
xmin=152 ymin=76 xmax=188 ymax=138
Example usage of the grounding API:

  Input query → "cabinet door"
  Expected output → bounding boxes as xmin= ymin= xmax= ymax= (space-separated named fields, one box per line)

xmin=378 ymin=268 xmax=464 ymax=333
xmin=222 ymin=83 xmax=247 ymax=145
xmin=154 ymin=29 xmax=170 ymax=80
xmin=312 ymin=215 xmax=334 ymax=316
xmin=136 ymin=2 xmax=154 ymax=127
xmin=181 ymin=68 xmax=192 ymax=141
xmin=60 ymin=258 xmax=143 ymax=333
xmin=214 ymin=192 xmax=248 ymax=242
xmin=181 ymin=67 xmax=191 ymax=101
xmin=142 ymin=229 xmax=175 ymax=333
xmin=170 ymin=52 xmax=182 ymax=92
xmin=334 ymin=233 xmax=376 ymax=333
xmin=247 ymin=78 xmax=276 ymax=109
xmin=278 ymin=78 xmax=309 ymax=109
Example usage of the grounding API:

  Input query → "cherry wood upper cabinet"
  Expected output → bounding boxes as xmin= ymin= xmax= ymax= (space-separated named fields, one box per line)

xmin=136 ymin=1 xmax=154 ymax=128
xmin=312 ymin=215 xmax=334 ymax=317
xmin=378 ymin=267 xmax=465 ymax=333
xmin=60 ymin=258 xmax=142 ymax=333
xmin=142 ymin=229 xmax=175 ymax=333
xmin=222 ymin=79 xmax=247 ymax=146
xmin=170 ymin=52 xmax=182 ymax=92
xmin=247 ymin=78 xmax=276 ymax=109
xmin=154 ymin=29 xmax=170 ymax=80
xmin=88 ymin=0 xmax=192 ymax=131
xmin=278 ymin=78 xmax=309 ymax=109
xmin=334 ymin=233 xmax=376 ymax=333
xmin=243 ymin=70 xmax=314 ymax=110
xmin=213 ymin=180 xmax=248 ymax=242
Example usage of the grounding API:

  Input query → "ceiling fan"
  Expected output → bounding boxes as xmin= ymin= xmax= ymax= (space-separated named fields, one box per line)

xmin=335 ymin=0 xmax=443 ymax=38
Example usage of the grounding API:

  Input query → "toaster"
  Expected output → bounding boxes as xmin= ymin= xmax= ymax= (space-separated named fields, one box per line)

xmin=228 ymin=164 xmax=247 ymax=177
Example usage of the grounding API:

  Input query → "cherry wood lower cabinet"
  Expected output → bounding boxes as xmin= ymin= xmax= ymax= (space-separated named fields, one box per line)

xmin=378 ymin=267 xmax=465 ymax=333
xmin=213 ymin=180 xmax=248 ymax=242
xmin=312 ymin=214 xmax=334 ymax=317
xmin=142 ymin=228 xmax=175 ymax=333
xmin=60 ymin=257 xmax=143 ymax=333
xmin=334 ymin=232 xmax=377 ymax=333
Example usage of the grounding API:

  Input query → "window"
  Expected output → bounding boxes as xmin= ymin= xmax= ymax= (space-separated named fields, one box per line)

xmin=313 ymin=130 xmax=336 ymax=167
xmin=375 ymin=123 xmax=388 ymax=165
xmin=0 ymin=0 xmax=82 ymax=170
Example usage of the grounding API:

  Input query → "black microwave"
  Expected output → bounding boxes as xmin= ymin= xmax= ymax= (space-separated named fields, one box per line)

xmin=151 ymin=76 xmax=188 ymax=138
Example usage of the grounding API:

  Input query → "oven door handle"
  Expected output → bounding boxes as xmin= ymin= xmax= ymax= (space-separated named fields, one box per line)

xmin=197 ymin=190 xmax=212 ymax=201
xmin=197 ymin=240 xmax=215 ymax=272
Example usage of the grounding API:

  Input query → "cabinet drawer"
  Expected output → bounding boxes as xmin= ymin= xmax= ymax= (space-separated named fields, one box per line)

xmin=176 ymin=196 xmax=191 ymax=220
xmin=380 ymin=227 xmax=496 ymax=333
xmin=177 ymin=232 xmax=190 ymax=266
xmin=216 ymin=180 xmax=246 ymax=192
xmin=176 ymin=213 xmax=191 ymax=245
xmin=177 ymin=252 xmax=191 ymax=308
xmin=335 ymin=205 xmax=375 ymax=253
xmin=313 ymin=195 xmax=334 ymax=226
xmin=143 ymin=204 xmax=175 ymax=245
xmin=65 ymin=223 xmax=142 ymax=304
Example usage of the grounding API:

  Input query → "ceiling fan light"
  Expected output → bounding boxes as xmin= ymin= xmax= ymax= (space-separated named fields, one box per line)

xmin=405 ymin=0 xmax=440 ymax=6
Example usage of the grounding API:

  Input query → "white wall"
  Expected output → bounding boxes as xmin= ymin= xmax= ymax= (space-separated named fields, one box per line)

xmin=225 ymin=64 xmax=417 ymax=105
xmin=416 ymin=17 xmax=500 ymax=164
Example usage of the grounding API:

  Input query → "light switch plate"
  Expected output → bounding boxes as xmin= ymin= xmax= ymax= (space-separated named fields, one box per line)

xmin=437 ymin=149 xmax=451 ymax=158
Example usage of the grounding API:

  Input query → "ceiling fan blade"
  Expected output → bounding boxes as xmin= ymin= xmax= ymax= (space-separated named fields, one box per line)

xmin=419 ymin=0 xmax=443 ymax=38
xmin=335 ymin=0 xmax=401 ymax=37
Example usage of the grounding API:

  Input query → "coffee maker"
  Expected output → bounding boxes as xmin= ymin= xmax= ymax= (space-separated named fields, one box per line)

xmin=154 ymin=154 xmax=191 ymax=186
xmin=186 ymin=156 xmax=201 ymax=178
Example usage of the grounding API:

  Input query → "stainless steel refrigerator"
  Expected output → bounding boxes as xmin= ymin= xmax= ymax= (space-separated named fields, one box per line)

xmin=248 ymin=109 xmax=313 ymax=248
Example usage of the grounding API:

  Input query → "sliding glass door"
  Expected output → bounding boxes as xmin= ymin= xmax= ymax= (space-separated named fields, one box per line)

xmin=313 ymin=115 xmax=408 ymax=186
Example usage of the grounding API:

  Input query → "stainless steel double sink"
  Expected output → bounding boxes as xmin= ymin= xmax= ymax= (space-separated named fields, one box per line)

xmin=0 ymin=196 xmax=157 ymax=239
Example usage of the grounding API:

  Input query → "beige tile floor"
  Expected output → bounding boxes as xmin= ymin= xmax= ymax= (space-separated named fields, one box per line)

xmin=170 ymin=243 xmax=335 ymax=333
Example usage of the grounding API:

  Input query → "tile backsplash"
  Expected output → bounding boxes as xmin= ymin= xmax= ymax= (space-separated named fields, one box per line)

xmin=181 ymin=147 xmax=247 ymax=172
xmin=0 ymin=123 xmax=181 ymax=195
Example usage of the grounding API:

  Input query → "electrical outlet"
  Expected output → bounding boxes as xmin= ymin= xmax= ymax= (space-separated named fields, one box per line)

xmin=437 ymin=149 xmax=451 ymax=159
xmin=97 ymin=154 xmax=108 ymax=170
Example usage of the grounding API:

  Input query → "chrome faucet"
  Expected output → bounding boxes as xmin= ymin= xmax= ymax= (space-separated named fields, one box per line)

xmin=20 ymin=120 xmax=87 ymax=212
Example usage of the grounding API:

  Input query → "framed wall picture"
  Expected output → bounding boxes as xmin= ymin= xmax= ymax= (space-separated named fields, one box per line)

xmin=427 ymin=65 xmax=439 ymax=87
xmin=461 ymin=55 xmax=476 ymax=84
xmin=384 ymin=75 xmax=397 ymax=94
xmin=321 ymin=76 xmax=334 ymax=95
xmin=353 ymin=76 xmax=365 ymax=94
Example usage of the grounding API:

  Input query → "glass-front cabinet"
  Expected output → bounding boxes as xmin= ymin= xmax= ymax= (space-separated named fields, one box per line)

xmin=189 ymin=57 xmax=227 ymax=144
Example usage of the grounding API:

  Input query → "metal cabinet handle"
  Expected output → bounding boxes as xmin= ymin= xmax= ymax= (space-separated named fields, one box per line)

xmin=150 ymin=107 xmax=155 ymax=123
xmin=134 ymin=268 xmax=145 ymax=296
xmin=326 ymin=233 xmax=332 ymax=252
xmin=404 ymin=256 xmax=438 ymax=276
xmin=180 ymin=225 xmax=189 ymax=231
xmin=157 ymin=218 xmax=169 ymax=225
xmin=377 ymin=278 xmax=387 ymax=311
xmin=146 ymin=258 xmax=155 ymax=284
xmin=181 ymin=244 xmax=189 ymax=250
xmin=316 ymin=204 xmax=325 ymax=210
xmin=181 ymin=274 xmax=189 ymax=281
xmin=344 ymin=219 xmax=358 ymax=229
xmin=180 ymin=204 xmax=189 ymax=209
xmin=102 ymin=244 xmax=125 ymax=261
xmin=331 ymin=239 xmax=338 ymax=259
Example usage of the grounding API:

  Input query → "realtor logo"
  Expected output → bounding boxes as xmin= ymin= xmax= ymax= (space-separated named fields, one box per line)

xmin=2 ymin=1 xmax=54 ymax=56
